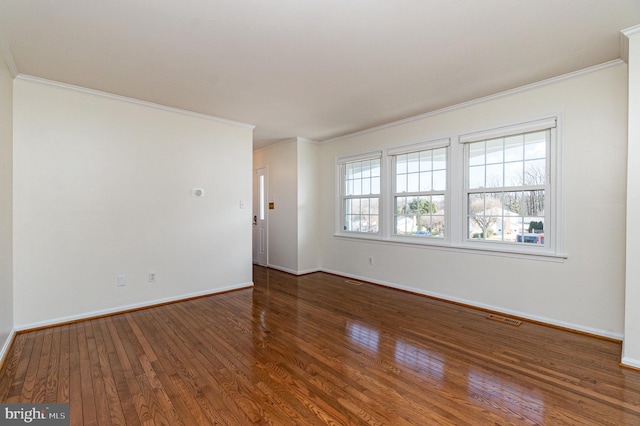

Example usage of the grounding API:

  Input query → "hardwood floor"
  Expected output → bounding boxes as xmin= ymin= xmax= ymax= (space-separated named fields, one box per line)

xmin=1 ymin=266 xmax=640 ymax=425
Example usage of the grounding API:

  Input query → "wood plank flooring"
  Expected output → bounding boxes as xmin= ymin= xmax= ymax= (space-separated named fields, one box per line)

xmin=1 ymin=265 xmax=640 ymax=425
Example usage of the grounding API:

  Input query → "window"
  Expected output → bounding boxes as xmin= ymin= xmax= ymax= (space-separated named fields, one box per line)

xmin=339 ymin=153 xmax=381 ymax=234
xmin=335 ymin=117 xmax=562 ymax=259
xmin=461 ymin=118 xmax=556 ymax=251
xmin=392 ymin=143 xmax=447 ymax=238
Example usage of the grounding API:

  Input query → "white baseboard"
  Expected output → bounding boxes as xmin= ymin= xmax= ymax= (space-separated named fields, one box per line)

xmin=621 ymin=356 xmax=640 ymax=370
xmin=0 ymin=328 xmax=17 ymax=368
xmin=14 ymin=282 xmax=253 ymax=332
xmin=321 ymin=268 xmax=624 ymax=341
xmin=266 ymin=263 xmax=321 ymax=276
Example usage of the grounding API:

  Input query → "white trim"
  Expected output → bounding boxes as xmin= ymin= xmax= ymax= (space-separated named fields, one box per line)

xmin=15 ymin=74 xmax=256 ymax=130
xmin=322 ymin=60 xmax=623 ymax=144
xmin=0 ymin=328 xmax=17 ymax=368
xmin=387 ymin=137 xmax=450 ymax=156
xmin=322 ymin=268 xmax=622 ymax=341
xmin=337 ymin=150 xmax=382 ymax=164
xmin=266 ymin=264 xmax=321 ymax=276
xmin=334 ymin=234 xmax=566 ymax=262
xmin=621 ymin=356 xmax=640 ymax=370
xmin=622 ymin=25 xmax=640 ymax=63
xmin=14 ymin=282 xmax=253 ymax=332
xmin=622 ymin=24 xmax=640 ymax=37
xmin=459 ymin=117 xmax=556 ymax=144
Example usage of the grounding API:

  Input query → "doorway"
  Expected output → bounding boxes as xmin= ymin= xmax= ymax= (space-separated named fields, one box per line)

xmin=253 ymin=167 xmax=268 ymax=265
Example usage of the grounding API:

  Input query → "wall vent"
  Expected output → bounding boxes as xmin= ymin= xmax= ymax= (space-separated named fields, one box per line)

xmin=487 ymin=314 xmax=522 ymax=327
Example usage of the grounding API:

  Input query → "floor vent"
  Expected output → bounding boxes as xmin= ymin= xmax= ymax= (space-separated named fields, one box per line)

xmin=487 ymin=314 xmax=522 ymax=327
xmin=345 ymin=279 xmax=363 ymax=286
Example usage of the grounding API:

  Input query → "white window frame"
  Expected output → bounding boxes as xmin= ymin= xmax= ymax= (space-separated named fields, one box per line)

xmin=336 ymin=151 xmax=383 ymax=237
xmin=334 ymin=116 xmax=564 ymax=261
xmin=388 ymin=138 xmax=450 ymax=244
xmin=458 ymin=117 xmax=563 ymax=257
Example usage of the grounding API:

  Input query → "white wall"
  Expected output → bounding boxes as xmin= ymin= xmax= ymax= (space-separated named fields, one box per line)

xmin=297 ymin=138 xmax=320 ymax=273
xmin=0 ymin=54 xmax=13 ymax=355
xmin=319 ymin=63 xmax=628 ymax=338
xmin=253 ymin=139 xmax=299 ymax=273
xmin=253 ymin=137 xmax=321 ymax=274
xmin=13 ymin=77 xmax=254 ymax=327
xmin=624 ymin=31 xmax=640 ymax=368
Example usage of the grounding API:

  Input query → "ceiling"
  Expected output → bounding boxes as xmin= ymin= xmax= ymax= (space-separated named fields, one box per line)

xmin=0 ymin=1 xmax=639 ymax=149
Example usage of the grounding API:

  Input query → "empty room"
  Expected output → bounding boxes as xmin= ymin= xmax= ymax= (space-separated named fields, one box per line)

xmin=1 ymin=1 xmax=640 ymax=424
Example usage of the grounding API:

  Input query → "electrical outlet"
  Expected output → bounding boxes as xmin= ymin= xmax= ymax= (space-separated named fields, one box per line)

xmin=117 ymin=275 xmax=126 ymax=287
xmin=148 ymin=272 xmax=157 ymax=283
xmin=368 ymin=257 xmax=373 ymax=265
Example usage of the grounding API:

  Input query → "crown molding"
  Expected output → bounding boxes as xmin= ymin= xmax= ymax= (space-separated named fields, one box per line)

xmin=322 ymin=59 xmax=625 ymax=144
xmin=622 ymin=24 xmax=640 ymax=38
xmin=15 ymin=74 xmax=256 ymax=130
xmin=620 ymin=25 xmax=640 ymax=63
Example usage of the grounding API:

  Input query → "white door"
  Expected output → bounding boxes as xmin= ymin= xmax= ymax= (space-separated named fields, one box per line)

xmin=253 ymin=167 xmax=268 ymax=265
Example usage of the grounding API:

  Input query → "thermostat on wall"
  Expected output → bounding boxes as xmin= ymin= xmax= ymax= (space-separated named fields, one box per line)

xmin=192 ymin=188 xmax=205 ymax=197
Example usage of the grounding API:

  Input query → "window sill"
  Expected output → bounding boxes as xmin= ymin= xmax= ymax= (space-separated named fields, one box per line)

xmin=333 ymin=233 xmax=567 ymax=263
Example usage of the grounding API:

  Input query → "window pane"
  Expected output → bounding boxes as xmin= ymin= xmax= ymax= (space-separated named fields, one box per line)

xmin=346 ymin=179 xmax=354 ymax=196
xmin=397 ymin=174 xmax=407 ymax=193
xmin=396 ymin=196 xmax=408 ymax=215
xmin=352 ymin=178 xmax=362 ymax=195
xmin=432 ymin=194 xmax=444 ymax=213
xmin=433 ymin=170 xmax=446 ymax=191
xmin=485 ymin=164 xmax=503 ymax=187
xmin=361 ymin=198 xmax=370 ymax=215
xmin=407 ymin=173 xmax=419 ymax=192
xmin=504 ymin=135 xmax=523 ymax=162
xmin=486 ymin=139 xmax=503 ymax=164
xmin=433 ymin=148 xmax=446 ymax=170
xmin=524 ymin=159 xmax=545 ymax=185
xmin=346 ymin=163 xmax=354 ymax=179
xmin=362 ymin=160 xmax=371 ymax=178
xmin=351 ymin=198 xmax=361 ymax=214
xmin=468 ymin=193 xmax=502 ymax=239
xmin=419 ymin=171 xmax=432 ymax=192
xmin=523 ymin=190 xmax=544 ymax=216
xmin=505 ymin=161 xmax=523 ymax=186
xmin=469 ymin=142 xmax=485 ymax=166
xmin=397 ymin=154 xmax=407 ymax=174
xmin=431 ymin=216 xmax=445 ymax=237
xmin=396 ymin=214 xmax=413 ymax=234
xmin=408 ymin=152 xmax=420 ymax=173
xmin=371 ymin=159 xmax=381 ymax=177
xmin=353 ymin=162 xmax=362 ymax=178
xmin=469 ymin=165 xmax=485 ymax=189
xmin=371 ymin=176 xmax=380 ymax=194
xmin=370 ymin=197 xmax=379 ymax=215
xmin=420 ymin=150 xmax=432 ymax=171
xmin=344 ymin=197 xmax=380 ymax=233
xmin=259 ymin=175 xmax=265 ymax=221
xmin=525 ymin=131 xmax=546 ymax=160
xmin=362 ymin=178 xmax=371 ymax=194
